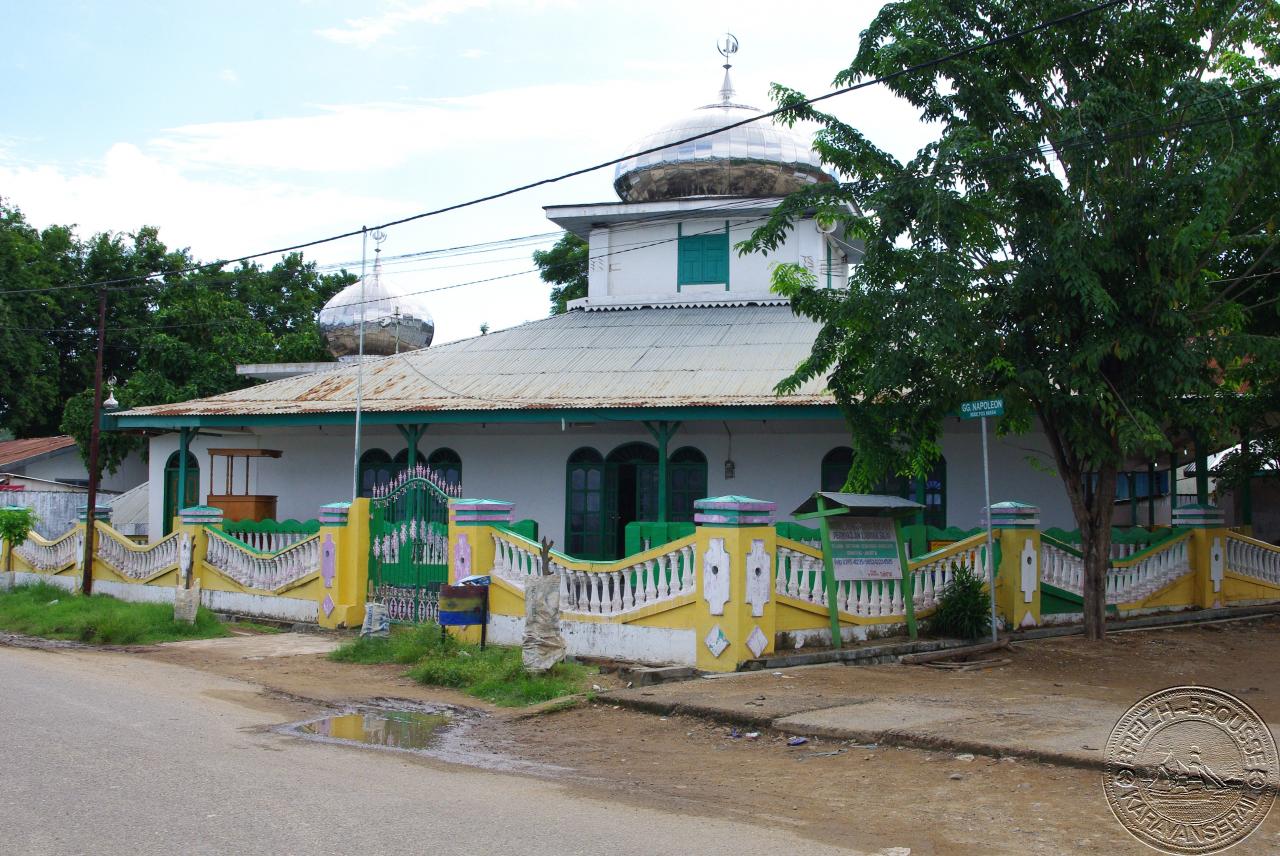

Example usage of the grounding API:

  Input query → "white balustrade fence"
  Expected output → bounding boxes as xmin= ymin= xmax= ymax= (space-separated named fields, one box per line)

xmin=777 ymin=539 xmax=988 ymax=618
xmin=490 ymin=533 xmax=695 ymax=617
xmin=95 ymin=528 xmax=180 ymax=580
xmin=204 ymin=530 xmax=321 ymax=591
xmin=13 ymin=529 xmax=82 ymax=572
xmin=222 ymin=529 xmax=313 ymax=553
xmin=909 ymin=542 xmax=991 ymax=612
xmin=1225 ymin=536 xmax=1280 ymax=585
xmin=1042 ymin=537 xmax=1190 ymax=604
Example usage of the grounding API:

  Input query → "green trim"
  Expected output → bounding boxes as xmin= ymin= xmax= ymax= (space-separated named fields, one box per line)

xmin=643 ymin=420 xmax=681 ymax=523
xmin=107 ymin=404 xmax=844 ymax=431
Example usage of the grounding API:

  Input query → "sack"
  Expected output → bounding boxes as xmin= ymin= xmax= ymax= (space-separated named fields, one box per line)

xmin=522 ymin=575 xmax=566 ymax=673
xmin=361 ymin=602 xmax=390 ymax=638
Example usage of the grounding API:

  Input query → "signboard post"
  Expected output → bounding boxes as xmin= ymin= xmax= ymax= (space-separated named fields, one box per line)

xmin=438 ymin=582 xmax=489 ymax=649
xmin=960 ymin=397 xmax=1004 ymax=643
xmin=796 ymin=493 xmax=924 ymax=647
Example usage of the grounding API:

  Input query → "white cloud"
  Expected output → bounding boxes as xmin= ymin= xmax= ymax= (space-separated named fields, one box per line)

xmin=315 ymin=0 xmax=491 ymax=49
xmin=147 ymin=80 xmax=675 ymax=174
xmin=460 ymin=47 xmax=489 ymax=60
xmin=218 ymin=68 xmax=239 ymax=84
xmin=0 ymin=142 xmax=406 ymax=263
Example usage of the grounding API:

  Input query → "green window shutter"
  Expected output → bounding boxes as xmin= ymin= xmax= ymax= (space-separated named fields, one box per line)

xmin=677 ymin=224 xmax=730 ymax=286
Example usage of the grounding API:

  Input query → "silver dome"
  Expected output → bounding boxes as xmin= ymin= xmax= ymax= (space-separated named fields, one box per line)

xmin=613 ymin=71 xmax=836 ymax=202
xmin=318 ymin=256 xmax=434 ymax=357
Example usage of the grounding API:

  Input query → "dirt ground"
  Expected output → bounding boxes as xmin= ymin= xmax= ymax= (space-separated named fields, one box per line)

xmin=124 ymin=617 xmax=1280 ymax=854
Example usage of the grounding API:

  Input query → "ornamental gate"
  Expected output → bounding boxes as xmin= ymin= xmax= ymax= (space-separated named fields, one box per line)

xmin=369 ymin=465 xmax=459 ymax=623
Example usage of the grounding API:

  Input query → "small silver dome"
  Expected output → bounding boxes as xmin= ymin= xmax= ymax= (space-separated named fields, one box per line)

xmin=318 ymin=254 xmax=434 ymax=358
xmin=613 ymin=69 xmax=835 ymax=202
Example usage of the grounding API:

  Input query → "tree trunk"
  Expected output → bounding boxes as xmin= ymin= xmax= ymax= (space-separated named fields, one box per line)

xmin=1079 ymin=467 xmax=1118 ymax=640
xmin=1036 ymin=410 xmax=1120 ymax=641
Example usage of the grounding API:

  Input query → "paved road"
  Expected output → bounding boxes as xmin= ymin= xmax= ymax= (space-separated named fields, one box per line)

xmin=0 ymin=647 xmax=869 ymax=856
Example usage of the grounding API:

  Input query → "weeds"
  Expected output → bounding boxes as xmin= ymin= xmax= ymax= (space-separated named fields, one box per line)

xmin=928 ymin=561 xmax=992 ymax=640
xmin=330 ymin=623 xmax=594 ymax=706
xmin=0 ymin=582 xmax=228 ymax=645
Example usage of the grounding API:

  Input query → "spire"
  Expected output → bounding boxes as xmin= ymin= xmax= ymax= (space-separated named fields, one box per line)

xmin=716 ymin=32 xmax=739 ymax=104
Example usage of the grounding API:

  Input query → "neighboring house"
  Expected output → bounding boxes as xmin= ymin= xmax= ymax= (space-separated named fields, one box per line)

xmin=0 ymin=435 xmax=147 ymax=536
xmin=106 ymin=59 xmax=1203 ymax=551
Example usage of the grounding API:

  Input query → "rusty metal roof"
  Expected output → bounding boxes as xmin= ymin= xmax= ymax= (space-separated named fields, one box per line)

xmin=119 ymin=305 xmax=833 ymax=418
xmin=0 ymin=435 xmax=77 ymax=469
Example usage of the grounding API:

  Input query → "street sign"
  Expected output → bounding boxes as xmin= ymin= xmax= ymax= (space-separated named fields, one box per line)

xmin=960 ymin=398 xmax=1004 ymax=420
xmin=828 ymin=517 xmax=902 ymax=581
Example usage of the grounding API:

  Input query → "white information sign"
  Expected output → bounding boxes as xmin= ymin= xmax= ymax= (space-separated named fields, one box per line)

xmin=828 ymin=516 xmax=902 ymax=581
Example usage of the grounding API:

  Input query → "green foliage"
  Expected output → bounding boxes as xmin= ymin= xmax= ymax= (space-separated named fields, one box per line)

xmin=741 ymin=1 xmax=1280 ymax=635
xmin=0 ymin=582 xmax=229 ymax=644
xmin=0 ymin=506 xmax=38 ymax=573
xmin=330 ymin=623 xmax=594 ymax=706
xmin=329 ymin=623 xmax=450 ymax=665
xmin=533 ymin=232 xmax=588 ymax=315
xmin=929 ymin=562 xmax=991 ymax=640
xmin=0 ymin=197 xmax=354 ymax=474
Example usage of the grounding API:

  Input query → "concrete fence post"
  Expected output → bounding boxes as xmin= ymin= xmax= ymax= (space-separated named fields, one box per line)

xmin=448 ymin=499 xmax=514 ymax=643
xmin=317 ymin=500 xmax=369 ymax=629
xmin=987 ymin=501 xmax=1042 ymax=630
xmin=692 ymin=496 xmax=778 ymax=672
xmin=1173 ymin=504 xmax=1226 ymax=609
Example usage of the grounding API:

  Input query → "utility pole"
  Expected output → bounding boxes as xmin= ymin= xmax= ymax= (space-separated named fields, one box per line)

xmin=81 ymin=288 xmax=107 ymax=595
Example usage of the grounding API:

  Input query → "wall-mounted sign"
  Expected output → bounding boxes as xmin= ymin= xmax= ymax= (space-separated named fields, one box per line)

xmin=828 ymin=516 xmax=901 ymax=581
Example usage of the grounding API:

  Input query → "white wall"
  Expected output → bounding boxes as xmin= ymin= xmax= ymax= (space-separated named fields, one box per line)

xmin=17 ymin=447 xmax=147 ymax=492
xmin=144 ymin=419 xmax=1077 ymax=546
xmin=587 ymin=217 xmax=846 ymax=301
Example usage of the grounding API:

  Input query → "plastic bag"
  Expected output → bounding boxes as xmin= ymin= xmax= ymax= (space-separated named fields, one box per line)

xmin=522 ymin=575 xmax=566 ymax=673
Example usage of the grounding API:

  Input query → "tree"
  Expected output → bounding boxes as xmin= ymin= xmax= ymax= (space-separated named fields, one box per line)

xmin=533 ymin=232 xmax=588 ymax=314
xmin=0 ymin=506 xmax=38 ymax=574
xmin=743 ymin=0 xmax=1280 ymax=639
xmin=0 ymin=198 xmax=353 ymax=475
xmin=58 ymin=252 xmax=352 ymax=475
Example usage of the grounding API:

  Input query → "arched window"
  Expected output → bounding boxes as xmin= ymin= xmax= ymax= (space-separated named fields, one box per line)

xmin=820 ymin=447 xmax=946 ymax=527
xmin=565 ymin=448 xmax=605 ymax=559
xmin=162 ymin=451 xmax=199 ymax=535
xmin=427 ymin=447 xmax=462 ymax=488
xmin=821 ymin=447 xmax=853 ymax=492
xmin=668 ymin=446 xmax=707 ymax=523
xmin=358 ymin=449 xmax=394 ymax=497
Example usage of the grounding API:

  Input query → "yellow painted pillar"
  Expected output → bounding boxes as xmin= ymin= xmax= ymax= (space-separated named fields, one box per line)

xmin=1174 ymin=504 xmax=1226 ymax=609
xmin=988 ymin=502 xmax=1042 ymax=630
xmin=448 ymin=498 xmax=514 ymax=643
xmin=314 ymin=500 xmax=369 ymax=629
xmin=691 ymin=496 xmax=778 ymax=673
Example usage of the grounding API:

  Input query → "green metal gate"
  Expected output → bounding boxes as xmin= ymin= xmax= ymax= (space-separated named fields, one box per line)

xmin=369 ymin=465 xmax=458 ymax=623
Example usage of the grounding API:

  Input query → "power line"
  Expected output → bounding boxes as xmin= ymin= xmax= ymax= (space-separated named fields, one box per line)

xmin=0 ymin=0 xmax=1126 ymax=299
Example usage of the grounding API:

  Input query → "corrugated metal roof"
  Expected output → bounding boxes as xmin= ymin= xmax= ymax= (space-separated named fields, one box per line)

xmin=120 ymin=305 xmax=833 ymax=418
xmin=0 ymin=436 xmax=77 ymax=469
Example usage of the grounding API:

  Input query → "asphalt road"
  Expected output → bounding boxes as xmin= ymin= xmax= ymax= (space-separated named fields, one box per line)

xmin=0 ymin=647 xmax=869 ymax=856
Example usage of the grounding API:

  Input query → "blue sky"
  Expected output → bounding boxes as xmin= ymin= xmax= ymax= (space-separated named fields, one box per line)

xmin=3 ymin=1 xmax=933 ymax=343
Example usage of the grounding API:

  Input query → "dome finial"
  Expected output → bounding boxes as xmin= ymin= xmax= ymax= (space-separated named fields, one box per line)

xmin=716 ymin=32 xmax=738 ymax=104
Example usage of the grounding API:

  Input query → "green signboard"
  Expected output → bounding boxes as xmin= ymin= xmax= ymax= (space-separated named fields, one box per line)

xmin=960 ymin=398 xmax=1005 ymax=420
xmin=828 ymin=517 xmax=901 ymax=580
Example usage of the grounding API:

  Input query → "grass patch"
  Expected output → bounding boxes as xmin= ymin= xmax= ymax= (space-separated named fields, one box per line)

xmin=0 ymin=582 xmax=229 ymax=645
xmin=329 ymin=623 xmax=594 ymax=706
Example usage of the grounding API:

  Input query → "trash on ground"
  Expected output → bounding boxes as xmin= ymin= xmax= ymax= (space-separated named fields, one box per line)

xmin=787 ymin=736 xmax=809 ymax=747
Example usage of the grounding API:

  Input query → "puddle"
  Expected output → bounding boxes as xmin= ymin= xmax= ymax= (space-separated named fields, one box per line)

xmin=296 ymin=710 xmax=451 ymax=750
xmin=277 ymin=702 xmax=574 ymax=776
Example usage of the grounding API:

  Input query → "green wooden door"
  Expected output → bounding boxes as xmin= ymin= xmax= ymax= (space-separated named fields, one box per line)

xmin=162 ymin=452 xmax=198 ymax=536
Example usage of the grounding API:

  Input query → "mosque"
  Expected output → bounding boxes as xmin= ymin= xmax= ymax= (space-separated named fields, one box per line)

xmin=110 ymin=49 xmax=1097 ymax=554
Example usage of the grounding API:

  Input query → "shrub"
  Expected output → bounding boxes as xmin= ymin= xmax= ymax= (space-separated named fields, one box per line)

xmin=930 ymin=560 xmax=991 ymax=640
xmin=0 ymin=507 xmax=38 ymax=573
